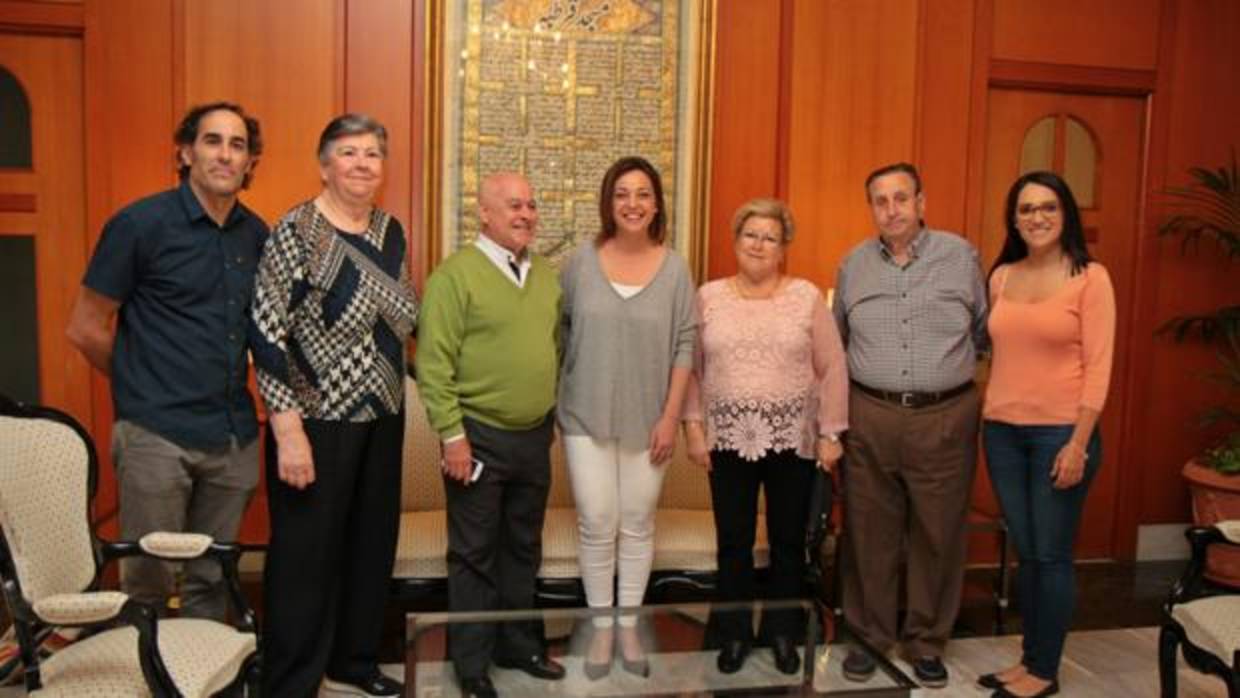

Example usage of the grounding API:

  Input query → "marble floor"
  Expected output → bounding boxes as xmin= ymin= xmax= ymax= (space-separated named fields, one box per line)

xmin=401 ymin=627 xmax=1228 ymax=697
xmin=0 ymin=626 xmax=1229 ymax=697
xmin=0 ymin=561 xmax=1221 ymax=695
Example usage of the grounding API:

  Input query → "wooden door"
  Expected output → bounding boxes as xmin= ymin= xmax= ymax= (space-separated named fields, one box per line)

xmin=0 ymin=33 xmax=90 ymax=425
xmin=975 ymin=89 xmax=1144 ymax=560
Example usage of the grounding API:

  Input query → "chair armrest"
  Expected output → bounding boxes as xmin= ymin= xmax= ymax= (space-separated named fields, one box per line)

xmin=32 ymin=591 xmax=128 ymax=625
xmin=29 ymin=593 xmax=179 ymax=695
xmin=1217 ymin=520 xmax=1240 ymax=545
xmin=99 ymin=536 xmax=258 ymax=633
xmin=139 ymin=532 xmax=213 ymax=559
xmin=1168 ymin=522 xmax=1240 ymax=609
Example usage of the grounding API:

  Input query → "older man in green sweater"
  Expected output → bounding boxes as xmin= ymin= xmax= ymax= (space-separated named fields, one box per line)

xmin=416 ymin=172 xmax=563 ymax=698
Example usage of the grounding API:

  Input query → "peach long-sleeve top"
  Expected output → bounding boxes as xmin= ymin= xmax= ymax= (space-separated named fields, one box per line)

xmin=983 ymin=262 xmax=1116 ymax=425
xmin=684 ymin=277 xmax=849 ymax=461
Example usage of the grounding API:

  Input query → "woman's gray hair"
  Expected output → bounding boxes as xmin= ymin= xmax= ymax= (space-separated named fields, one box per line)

xmin=731 ymin=197 xmax=796 ymax=244
xmin=317 ymin=113 xmax=388 ymax=163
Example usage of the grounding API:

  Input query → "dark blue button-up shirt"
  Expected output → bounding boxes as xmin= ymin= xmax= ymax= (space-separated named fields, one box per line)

xmin=83 ymin=182 xmax=268 ymax=450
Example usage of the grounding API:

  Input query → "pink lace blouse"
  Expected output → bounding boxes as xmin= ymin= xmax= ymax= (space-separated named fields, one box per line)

xmin=684 ymin=277 xmax=849 ymax=461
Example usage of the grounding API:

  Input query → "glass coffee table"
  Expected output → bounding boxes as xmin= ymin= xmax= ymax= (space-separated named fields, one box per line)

xmin=405 ymin=600 xmax=914 ymax=697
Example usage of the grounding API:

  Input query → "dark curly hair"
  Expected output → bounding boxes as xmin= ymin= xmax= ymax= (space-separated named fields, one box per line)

xmin=174 ymin=102 xmax=263 ymax=189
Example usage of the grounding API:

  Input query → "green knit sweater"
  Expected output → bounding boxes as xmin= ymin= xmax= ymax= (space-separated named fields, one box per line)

xmin=415 ymin=246 xmax=561 ymax=437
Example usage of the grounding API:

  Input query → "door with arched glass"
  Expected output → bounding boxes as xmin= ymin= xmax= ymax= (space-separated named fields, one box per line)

xmin=0 ymin=34 xmax=90 ymax=424
xmin=977 ymin=89 xmax=1145 ymax=560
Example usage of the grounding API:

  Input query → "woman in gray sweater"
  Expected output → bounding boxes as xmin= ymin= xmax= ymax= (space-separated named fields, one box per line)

xmin=558 ymin=156 xmax=697 ymax=679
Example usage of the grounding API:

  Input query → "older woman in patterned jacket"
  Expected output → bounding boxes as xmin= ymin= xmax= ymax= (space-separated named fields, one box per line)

xmin=683 ymin=198 xmax=848 ymax=677
xmin=249 ymin=114 xmax=418 ymax=698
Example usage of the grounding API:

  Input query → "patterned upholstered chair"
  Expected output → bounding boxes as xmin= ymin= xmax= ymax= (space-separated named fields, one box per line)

xmin=1159 ymin=521 xmax=1240 ymax=698
xmin=0 ymin=397 xmax=258 ymax=697
xmin=392 ymin=380 xmax=452 ymax=604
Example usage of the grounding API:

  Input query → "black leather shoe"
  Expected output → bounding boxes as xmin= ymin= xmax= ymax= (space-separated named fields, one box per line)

xmin=322 ymin=670 xmax=403 ymax=696
xmin=978 ymin=672 xmax=1004 ymax=689
xmin=842 ymin=649 xmax=876 ymax=682
xmin=495 ymin=653 xmax=566 ymax=680
xmin=771 ymin=636 xmax=801 ymax=675
xmin=716 ymin=640 xmax=750 ymax=674
xmin=991 ymin=679 xmax=1059 ymax=697
xmin=458 ymin=675 xmax=498 ymax=698
xmin=911 ymin=656 xmax=948 ymax=688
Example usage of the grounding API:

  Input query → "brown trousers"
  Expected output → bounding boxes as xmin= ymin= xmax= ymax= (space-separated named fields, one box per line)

xmin=840 ymin=385 xmax=979 ymax=658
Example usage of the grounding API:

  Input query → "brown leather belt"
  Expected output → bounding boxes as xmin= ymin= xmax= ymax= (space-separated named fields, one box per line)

xmin=851 ymin=380 xmax=973 ymax=409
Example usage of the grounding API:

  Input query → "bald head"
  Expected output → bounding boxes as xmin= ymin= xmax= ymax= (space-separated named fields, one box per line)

xmin=478 ymin=172 xmax=538 ymax=255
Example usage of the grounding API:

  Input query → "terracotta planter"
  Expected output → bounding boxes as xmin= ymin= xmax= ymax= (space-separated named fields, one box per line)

xmin=1182 ymin=459 xmax=1240 ymax=587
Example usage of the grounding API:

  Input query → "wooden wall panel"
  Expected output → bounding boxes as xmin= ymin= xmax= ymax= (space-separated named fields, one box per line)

xmin=992 ymin=0 xmax=1161 ymax=70
xmin=783 ymin=0 xmax=920 ymax=294
xmin=1136 ymin=0 xmax=1240 ymax=524
xmin=706 ymin=0 xmax=784 ymax=281
xmin=28 ymin=36 xmax=87 ymax=424
xmin=0 ymin=35 xmax=88 ymax=427
xmin=345 ymin=0 xmax=413 ymax=237
xmin=84 ymin=1 xmax=175 ymax=232
xmin=0 ymin=0 xmax=82 ymax=34
xmin=915 ymin=0 xmax=976 ymax=238
xmin=179 ymin=0 xmax=341 ymax=224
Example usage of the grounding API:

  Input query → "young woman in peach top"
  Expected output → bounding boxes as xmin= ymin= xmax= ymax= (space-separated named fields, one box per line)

xmin=978 ymin=171 xmax=1116 ymax=698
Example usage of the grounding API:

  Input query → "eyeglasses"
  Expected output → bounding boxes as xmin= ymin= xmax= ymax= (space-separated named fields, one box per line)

xmin=739 ymin=230 xmax=783 ymax=246
xmin=1016 ymin=201 xmax=1061 ymax=218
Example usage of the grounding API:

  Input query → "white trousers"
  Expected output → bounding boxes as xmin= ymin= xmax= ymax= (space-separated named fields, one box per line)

xmin=563 ymin=435 xmax=667 ymax=627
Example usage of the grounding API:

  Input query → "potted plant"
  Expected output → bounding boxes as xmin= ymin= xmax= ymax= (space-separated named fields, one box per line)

xmin=1159 ymin=152 xmax=1240 ymax=585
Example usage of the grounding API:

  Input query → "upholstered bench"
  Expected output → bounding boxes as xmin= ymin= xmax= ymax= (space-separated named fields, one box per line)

xmin=392 ymin=378 xmax=769 ymax=604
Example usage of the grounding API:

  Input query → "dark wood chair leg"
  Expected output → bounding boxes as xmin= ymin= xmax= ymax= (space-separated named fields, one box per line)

xmin=1158 ymin=624 xmax=1179 ymax=698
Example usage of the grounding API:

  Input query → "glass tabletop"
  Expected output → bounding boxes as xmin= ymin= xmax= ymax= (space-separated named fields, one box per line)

xmin=405 ymin=600 xmax=914 ymax=697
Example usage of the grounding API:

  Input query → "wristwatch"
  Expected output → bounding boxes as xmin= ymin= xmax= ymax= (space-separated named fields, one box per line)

xmin=820 ymin=432 xmax=840 ymax=444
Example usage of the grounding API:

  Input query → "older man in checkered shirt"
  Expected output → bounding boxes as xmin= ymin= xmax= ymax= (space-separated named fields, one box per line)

xmin=832 ymin=162 xmax=988 ymax=690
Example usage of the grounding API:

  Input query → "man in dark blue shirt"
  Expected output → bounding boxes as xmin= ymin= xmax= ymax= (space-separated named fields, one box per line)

xmin=66 ymin=102 xmax=268 ymax=620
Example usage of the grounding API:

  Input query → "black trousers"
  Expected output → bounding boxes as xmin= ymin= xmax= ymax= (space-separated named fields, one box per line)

xmin=261 ymin=413 xmax=403 ymax=698
xmin=445 ymin=414 xmax=553 ymax=679
xmin=709 ymin=448 xmax=816 ymax=643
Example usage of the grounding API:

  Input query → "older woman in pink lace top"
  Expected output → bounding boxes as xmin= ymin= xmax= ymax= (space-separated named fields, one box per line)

xmin=684 ymin=198 xmax=848 ymax=676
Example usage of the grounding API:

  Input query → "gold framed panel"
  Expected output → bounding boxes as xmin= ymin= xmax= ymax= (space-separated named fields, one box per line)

xmin=422 ymin=0 xmax=715 ymax=279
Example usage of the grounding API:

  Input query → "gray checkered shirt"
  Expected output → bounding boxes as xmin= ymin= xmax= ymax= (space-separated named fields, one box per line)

xmin=832 ymin=228 xmax=988 ymax=393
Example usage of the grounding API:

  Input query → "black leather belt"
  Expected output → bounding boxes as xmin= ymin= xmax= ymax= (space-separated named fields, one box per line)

xmin=851 ymin=380 xmax=973 ymax=409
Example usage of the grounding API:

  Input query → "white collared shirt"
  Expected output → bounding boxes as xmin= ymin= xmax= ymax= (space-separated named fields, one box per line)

xmin=474 ymin=233 xmax=531 ymax=288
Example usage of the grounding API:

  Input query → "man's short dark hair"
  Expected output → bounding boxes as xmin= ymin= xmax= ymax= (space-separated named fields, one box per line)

xmin=174 ymin=102 xmax=263 ymax=189
xmin=864 ymin=162 xmax=922 ymax=200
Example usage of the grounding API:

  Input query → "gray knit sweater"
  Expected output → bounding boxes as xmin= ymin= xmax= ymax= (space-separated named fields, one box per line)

xmin=557 ymin=243 xmax=697 ymax=449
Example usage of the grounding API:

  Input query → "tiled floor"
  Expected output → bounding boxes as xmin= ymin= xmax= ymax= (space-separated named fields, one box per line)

xmin=3 ymin=627 xmax=1222 ymax=697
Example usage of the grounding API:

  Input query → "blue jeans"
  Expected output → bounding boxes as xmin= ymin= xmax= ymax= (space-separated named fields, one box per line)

xmin=983 ymin=421 xmax=1101 ymax=680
